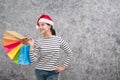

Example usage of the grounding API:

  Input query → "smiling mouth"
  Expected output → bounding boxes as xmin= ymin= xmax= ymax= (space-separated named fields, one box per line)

xmin=40 ymin=29 xmax=45 ymax=32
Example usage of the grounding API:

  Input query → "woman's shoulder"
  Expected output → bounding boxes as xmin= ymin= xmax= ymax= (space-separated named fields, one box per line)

xmin=55 ymin=35 xmax=62 ymax=40
xmin=55 ymin=35 xmax=66 ymax=42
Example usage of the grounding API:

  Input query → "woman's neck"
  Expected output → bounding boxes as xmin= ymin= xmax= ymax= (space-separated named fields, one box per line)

xmin=43 ymin=31 xmax=54 ymax=39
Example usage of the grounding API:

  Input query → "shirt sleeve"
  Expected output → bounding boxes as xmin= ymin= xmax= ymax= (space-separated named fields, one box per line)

xmin=29 ymin=40 xmax=40 ymax=63
xmin=60 ymin=37 xmax=73 ymax=68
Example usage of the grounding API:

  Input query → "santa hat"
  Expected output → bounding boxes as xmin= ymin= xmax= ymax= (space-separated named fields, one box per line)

xmin=36 ymin=14 xmax=54 ymax=29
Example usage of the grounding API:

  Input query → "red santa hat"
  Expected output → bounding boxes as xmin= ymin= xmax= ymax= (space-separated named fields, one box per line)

xmin=36 ymin=14 xmax=54 ymax=29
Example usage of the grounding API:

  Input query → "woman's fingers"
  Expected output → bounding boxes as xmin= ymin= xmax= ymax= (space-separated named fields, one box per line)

xmin=54 ymin=65 xmax=65 ymax=73
xmin=21 ymin=38 xmax=29 ymax=44
xmin=28 ymin=37 xmax=34 ymax=42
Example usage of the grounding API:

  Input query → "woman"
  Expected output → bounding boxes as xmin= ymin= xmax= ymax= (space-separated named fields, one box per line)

xmin=29 ymin=14 xmax=73 ymax=80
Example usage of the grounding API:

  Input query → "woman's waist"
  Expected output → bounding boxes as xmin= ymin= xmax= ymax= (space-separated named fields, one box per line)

xmin=34 ymin=63 xmax=57 ymax=71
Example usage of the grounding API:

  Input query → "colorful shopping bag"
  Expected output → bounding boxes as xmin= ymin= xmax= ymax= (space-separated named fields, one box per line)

xmin=3 ymin=30 xmax=31 ymax=65
xmin=18 ymin=44 xmax=31 ymax=65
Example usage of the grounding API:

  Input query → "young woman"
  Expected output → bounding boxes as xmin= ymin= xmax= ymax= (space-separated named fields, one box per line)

xmin=29 ymin=14 xmax=73 ymax=80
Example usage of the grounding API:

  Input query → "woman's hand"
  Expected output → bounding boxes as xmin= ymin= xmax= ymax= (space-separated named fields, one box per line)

xmin=21 ymin=38 xmax=29 ymax=44
xmin=28 ymin=38 xmax=34 ymax=50
xmin=55 ymin=65 xmax=66 ymax=73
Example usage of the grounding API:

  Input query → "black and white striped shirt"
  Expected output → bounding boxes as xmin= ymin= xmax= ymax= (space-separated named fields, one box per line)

xmin=29 ymin=36 xmax=73 ymax=71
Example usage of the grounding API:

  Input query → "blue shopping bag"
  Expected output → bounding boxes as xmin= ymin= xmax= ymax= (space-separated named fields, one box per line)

xmin=18 ymin=44 xmax=31 ymax=65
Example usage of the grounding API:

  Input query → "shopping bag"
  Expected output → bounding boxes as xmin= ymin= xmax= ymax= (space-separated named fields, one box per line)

xmin=18 ymin=44 xmax=31 ymax=65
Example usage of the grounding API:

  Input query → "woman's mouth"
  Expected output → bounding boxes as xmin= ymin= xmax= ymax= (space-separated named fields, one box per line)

xmin=40 ymin=29 xmax=45 ymax=32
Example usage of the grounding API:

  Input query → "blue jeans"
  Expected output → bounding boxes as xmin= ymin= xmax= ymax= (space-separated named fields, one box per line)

xmin=35 ymin=69 xmax=59 ymax=80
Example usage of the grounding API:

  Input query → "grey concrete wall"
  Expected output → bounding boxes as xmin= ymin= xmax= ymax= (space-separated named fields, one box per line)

xmin=0 ymin=0 xmax=120 ymax=80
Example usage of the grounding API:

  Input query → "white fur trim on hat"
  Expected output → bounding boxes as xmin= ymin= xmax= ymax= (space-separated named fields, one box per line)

xmin=39 ymin=18 xmax=54 ymax=26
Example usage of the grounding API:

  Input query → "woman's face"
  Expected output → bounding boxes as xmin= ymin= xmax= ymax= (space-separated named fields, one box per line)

xmin=38 ymin=22 xmax=51 ymax=34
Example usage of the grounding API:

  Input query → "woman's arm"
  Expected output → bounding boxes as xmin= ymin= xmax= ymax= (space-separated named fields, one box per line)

xmin=60 ymin=38 xmax=73 ymax=68
xmin=29 ymin=39 xmax=40 ymax=63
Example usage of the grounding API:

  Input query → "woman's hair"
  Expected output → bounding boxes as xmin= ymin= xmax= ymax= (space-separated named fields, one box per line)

xmin=46 ymin=23 xmax=56 ymax=35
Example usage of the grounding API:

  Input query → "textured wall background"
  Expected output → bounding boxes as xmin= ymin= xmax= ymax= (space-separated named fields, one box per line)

xmin=0 ymin=0 xmax=120 ymax=80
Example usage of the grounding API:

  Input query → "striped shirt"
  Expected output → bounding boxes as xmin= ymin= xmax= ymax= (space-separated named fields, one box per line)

xmin=29 ymin=36 xmax=73 ymax=71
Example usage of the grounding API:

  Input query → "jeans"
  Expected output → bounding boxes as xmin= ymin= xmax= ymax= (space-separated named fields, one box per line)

xmin=35 ymin=69 xmax=59 ymax=80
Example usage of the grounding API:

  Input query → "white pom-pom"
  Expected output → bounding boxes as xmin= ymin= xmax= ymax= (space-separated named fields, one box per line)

xmin=36 ymin=25 xmax=39 ymax=30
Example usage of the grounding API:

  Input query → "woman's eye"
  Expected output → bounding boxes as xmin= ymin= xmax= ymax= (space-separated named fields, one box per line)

xmin=41 ymin=24 xmax=44 ymax=26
